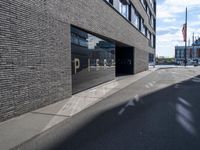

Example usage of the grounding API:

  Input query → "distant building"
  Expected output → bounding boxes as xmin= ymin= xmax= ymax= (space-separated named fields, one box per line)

xmin=175 ymin=38 xmax=200 ymax=64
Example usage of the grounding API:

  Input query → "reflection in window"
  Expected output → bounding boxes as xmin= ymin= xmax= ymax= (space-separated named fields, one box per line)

xmin=150 ymin=15 xmax=154 ymax=28
xmin=147 ymin=7 xmax=150 ymax=17
xmin=150 ymin=0 xmax=154 ymax=10
xmin=106 ymin=0 xmax=113 ymax=5
xmin=119 ymin=0 xmax=129 ymax=19
xmin=153 ymin=34 xmax=156 ymax=48
xmin=71 ymin=26 xmax=116 ymax=93
xmin=150 ymin=33 xmax=154 ymax=47
xmin=71 ymin=28 xmax=88 ymax=48
xmin=140 ymin=0 xmax=146 ymax=8
xmin=131 ymin=6 xmax=139 ymax=29
xmin=146 ymin=30 xmax=150 ymax=39
xmin=140 ymin=18 xmax=145 ymax=35
xmin=149 ymin=53 xmax=154 ymax=63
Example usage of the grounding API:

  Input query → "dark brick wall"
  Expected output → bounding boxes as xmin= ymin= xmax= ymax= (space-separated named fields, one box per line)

xmin=0 ymin=0 xmax=155 ymax=122
xmin=134 ymin=48 xmax=149 ymax=74
xmin=45 ymin=0 xmax=155 ymax=54
xmin=0 ymin=0 xmax=71 ymax=122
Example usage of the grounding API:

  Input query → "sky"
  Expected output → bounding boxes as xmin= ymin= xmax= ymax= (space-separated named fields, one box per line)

xmin=156 ymin=0 xmax=200 ymax=57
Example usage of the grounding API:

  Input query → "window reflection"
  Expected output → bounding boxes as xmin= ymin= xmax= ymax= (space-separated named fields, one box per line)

xmin=71 ymin=26 xmax=116 ymax=93
xmin=119 ymin=0 xmax=129 ymax=19
xmin=131 ymin=6 xmax=139 ymax=29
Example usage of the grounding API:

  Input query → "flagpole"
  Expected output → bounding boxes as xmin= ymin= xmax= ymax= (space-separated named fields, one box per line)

xmin=184 ymin=7 xmax=187 ymax=66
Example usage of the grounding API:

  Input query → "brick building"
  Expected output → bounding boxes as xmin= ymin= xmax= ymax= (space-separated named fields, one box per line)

xmin=175 ymin=38 xmax=200 ymax=64
xmin=0 ymin=0 xmax=156 ymax=122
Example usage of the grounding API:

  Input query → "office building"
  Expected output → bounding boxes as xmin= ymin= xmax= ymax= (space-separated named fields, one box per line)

xmin=0 ymin=0 xmax=156 ymax=121
xmin=175 ymin=38 xmax=200 ymax=64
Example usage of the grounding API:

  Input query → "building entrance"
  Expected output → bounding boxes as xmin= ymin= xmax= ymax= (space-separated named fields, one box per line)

xmin=116 ymin=46 xmax=134 ymax=76
xmin=71 ymin=26 xmax=116 ymax=94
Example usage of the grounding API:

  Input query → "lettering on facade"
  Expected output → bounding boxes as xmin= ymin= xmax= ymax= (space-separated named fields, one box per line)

xmin=74 ymin=58 xmax=80 ymax=74
xmin=74 ymin=58 xmax=114 ymax=74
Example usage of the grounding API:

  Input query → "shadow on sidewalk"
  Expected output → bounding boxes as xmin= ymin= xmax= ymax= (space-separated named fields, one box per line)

xmin=16 ymin=75 xmax=200 ymax=150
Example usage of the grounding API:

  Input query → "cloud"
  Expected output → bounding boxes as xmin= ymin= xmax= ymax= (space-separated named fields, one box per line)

xmin=157 ymin=26 xmax=179 ymax=36
xmin=163 ymin=18 xmax=176 ymax=23
xmin=156 ymin=0 xmax=200 ymax=57
xmin=157 ymin=0 xmax=200 ymax=19
xmin=157 ymin=5 xmax=174 ymax=18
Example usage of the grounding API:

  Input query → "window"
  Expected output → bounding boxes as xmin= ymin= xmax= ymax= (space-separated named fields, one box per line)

xmin=119 ymin=0 xmax=129 ymax=19
xmin=140 ymin=18 xmax=145 ymax=35
xmin=71 ymin=32 xmax=88 ymax=48
xmin=106 ymin=0 xmax=113 ymax=5
xmin=150 ymin=15 xmax=154 ymax=27
xmin=149 ymin=33 xmax=155 ymax=48
xmin=131 ymin=6 xmax=139 ymax=29
xmin=150 ymin=0 xmax=154 ymax=10
xmin=149 ymin=53 xmax=154 ymax=63
xmin=140 ymin=0 xmax=146 ymax=8
xmin=71 ymin=26 xmax=115 ymax=93
xmin=146 ymin=7 xmax=150 ymax=17
xmin=146 ymin=29 xmax=150 ymax=39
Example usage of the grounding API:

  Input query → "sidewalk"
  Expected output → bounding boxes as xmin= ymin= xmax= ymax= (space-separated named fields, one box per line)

xmin=0 ymin=67 xmax=157 ymax=150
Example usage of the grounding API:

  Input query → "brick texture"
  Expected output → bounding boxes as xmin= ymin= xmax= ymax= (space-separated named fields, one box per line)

xmin=0 ymin=0 xmax=71 ymax=122
xmin=134 ymin=48 xmax=149 ymax=74
xmin=0 ymin=0 xmax=155 ymax=122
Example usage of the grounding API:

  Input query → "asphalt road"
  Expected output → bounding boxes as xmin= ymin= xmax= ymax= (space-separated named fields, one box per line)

xmin=16 ymin=67 xmax=200 ymax=150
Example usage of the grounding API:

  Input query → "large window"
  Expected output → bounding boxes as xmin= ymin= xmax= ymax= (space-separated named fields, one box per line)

xmin=71 ymin=26 xmax=115 ymax=93
xmin=149 ymin=33 xmax=155 ymax=48
xmin=103 ymin=0 xmax=156 ymax=42
xmin=140 ymin=0 xmax=146 ymax=9
xmin=153 ymin=34 xmax=156 ymax=48
xmin=140 ymin=18 xmax=145 ymax=35
xmin=131 ymin=6 xmax=139 ymax=29
xmin=119 ymin=0 xmax=129 ymax=19
xmin=146 ymin=29 xmax=150 ymax=39
xmin=147 ymin=7 xmax=150 ymax=17
xmin=106 ymin=0 xmax=113 ymax=5
xmin=149 ymin=53 xmax=154 ymax=63
xmin=150 ymin=15 xmax=154 ymax=27
xmin=149 ymin=0 xmax=154 ymax=10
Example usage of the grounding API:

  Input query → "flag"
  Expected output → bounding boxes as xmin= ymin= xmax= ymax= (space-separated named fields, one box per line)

xmin=182 ymin=23 xmax=186 ymax=42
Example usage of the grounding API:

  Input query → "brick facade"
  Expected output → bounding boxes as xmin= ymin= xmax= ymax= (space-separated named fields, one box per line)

xmin=0 ymin=0 xmax=155 ymax=122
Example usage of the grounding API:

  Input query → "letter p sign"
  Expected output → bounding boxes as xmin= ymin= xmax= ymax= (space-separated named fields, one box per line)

xmin=74 ymin=58 xmax=80 ymax=74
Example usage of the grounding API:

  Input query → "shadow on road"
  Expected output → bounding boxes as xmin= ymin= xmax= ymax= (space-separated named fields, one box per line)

xmin=18 ymin=75 xmax=200 ymax=150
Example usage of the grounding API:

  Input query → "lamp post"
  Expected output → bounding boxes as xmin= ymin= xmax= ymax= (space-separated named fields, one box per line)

xmin=184 ymin=7 xmax=187 ymax=67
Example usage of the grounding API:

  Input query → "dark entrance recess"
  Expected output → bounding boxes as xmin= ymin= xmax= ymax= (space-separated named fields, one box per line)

xmin=116 ymin=45 xmax=134 ymax=76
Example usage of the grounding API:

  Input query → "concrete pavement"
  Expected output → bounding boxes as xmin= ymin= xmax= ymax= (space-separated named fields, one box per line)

xmin=0 ymin=67 xmax=157 ymax=150
xmin=14 ymin=66 xmax=200 ymax=150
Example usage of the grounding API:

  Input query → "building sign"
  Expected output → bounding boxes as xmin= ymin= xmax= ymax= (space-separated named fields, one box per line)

xmin=71 ymin=26 xmax=115 ymax=93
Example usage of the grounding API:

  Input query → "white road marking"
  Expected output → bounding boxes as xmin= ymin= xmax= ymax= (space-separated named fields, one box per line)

xmin=118 ymin=108 xmax=125 ymax=115
xmin=148 ymin=83 xmax=154 ymax=87
xmin=134 ymin=94 xmax=140 ymax=102
xmin=145 ymin=85 xmax=150 ymax=88
xmin=192 ymin=77 xmax=200 ymax=83
xmin=178 ymin=97 xmax=192 ymax=107
xmin=118 ymin=95 xmax=140 ymax=115
xmin=125 ymin=99 xmax=135 ymax=107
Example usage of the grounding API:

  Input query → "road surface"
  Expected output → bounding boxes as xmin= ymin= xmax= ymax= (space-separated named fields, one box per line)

xmin=16 ymin=67 xmax=200 ymax=150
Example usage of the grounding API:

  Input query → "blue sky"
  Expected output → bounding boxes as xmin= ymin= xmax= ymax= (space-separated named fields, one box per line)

xmin=156 ymin=0 xmax=200 ymax=57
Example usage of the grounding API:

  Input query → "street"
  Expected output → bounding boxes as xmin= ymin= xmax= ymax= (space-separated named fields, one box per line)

xmin=16 ymin=67 xmax=200 ymax=150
